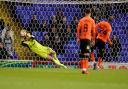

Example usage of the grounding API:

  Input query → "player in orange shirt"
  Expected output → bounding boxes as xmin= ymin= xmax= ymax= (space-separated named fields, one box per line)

xmin=95 ymin=16 xmax=113 ymax=69
xmin=76 ymin=9 xmax=95 ymax=74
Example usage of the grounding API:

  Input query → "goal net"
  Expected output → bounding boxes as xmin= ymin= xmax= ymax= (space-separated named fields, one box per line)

xmin=0 ymin=0 xmax=128 ymax=69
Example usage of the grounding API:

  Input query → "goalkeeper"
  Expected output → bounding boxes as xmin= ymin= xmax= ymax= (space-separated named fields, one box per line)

xmin=20 ymin=30 xmax=67 ymax=68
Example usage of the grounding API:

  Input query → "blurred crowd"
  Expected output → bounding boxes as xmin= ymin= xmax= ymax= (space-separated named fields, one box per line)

xmin=26 ymin=9 xmax=77 ymax=55
xmin=0 ymin=19 xmax=14 ymax=59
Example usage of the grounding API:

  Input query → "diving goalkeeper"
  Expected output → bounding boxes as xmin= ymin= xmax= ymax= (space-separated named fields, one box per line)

xmin=20 ymin=30 xmax=67 ymax=68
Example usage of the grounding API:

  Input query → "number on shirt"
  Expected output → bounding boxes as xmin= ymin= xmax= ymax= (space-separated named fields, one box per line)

xmin=84 ymin=23 xmax=88 ymax=32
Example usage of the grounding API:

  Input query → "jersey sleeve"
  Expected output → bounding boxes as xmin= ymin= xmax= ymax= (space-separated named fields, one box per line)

xmin=21 ymin=34 xmax=35 ymax=47
xmin=107 ymin=29 xmax=112 ymax=44
xmin=106 ymin=23 xmax=112 ymax=39
xmin=21 ymin=41 xmax=31 ymax=50
xmin=21 ymin=41 xmax=28 ymax=47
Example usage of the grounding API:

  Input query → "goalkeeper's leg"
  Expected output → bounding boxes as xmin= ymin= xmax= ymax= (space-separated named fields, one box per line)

xmin=49 ymin=49 xmax=67 ymax=68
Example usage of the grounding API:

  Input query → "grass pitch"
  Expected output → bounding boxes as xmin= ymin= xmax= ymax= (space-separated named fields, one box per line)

xmin=0 ymin=68 xmax=128 ymax=89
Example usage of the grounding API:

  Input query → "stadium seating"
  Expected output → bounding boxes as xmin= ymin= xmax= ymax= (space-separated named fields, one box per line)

xmin=14 ymin=3 xmax=128 ymax=62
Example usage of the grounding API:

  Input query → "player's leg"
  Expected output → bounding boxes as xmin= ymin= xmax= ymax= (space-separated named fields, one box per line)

xmin=45 ymin=54 xmax=65 ymax=68
xmin=49 ymin=48 xmax=67 ymax=68
xmin=97 ymin=51 xmax=105 ymax=69
xmin=90 ymin=51 xmax=95 ymax=62
xmin=97 ymin=39 xmax=106 ymax=69
xmin=79 ymin=39 xmax=91 ymax=74
xmin=37 ymin=46 xmax=67 ymax=68
xmin=90 ymin=47 xmax=97 ymax=70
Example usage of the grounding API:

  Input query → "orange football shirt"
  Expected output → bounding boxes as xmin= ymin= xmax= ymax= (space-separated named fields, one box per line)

xmin=96 ymin=21 xmax=112 ymax=43
xmin=77 ymin=16 xmax=95 ymax=40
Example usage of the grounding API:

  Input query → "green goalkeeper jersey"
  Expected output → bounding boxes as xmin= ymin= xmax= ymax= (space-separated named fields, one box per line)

xmin=21 ymin=37 xmax=52 ymax=59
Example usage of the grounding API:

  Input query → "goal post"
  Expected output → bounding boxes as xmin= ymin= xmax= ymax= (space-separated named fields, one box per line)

xmin=0 ymin=0 xmax=127 ymax=69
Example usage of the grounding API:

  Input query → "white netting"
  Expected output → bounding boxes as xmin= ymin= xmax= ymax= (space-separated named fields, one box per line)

xmin=0 ymin=0 xmax=127 ymax=69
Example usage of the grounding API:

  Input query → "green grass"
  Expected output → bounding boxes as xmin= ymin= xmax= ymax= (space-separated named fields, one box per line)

xmin=0 ymin=68 xmax=128 ymax=89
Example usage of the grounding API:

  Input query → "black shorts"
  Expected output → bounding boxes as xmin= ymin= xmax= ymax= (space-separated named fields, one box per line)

xmin=80 ymin=39 xmax=91 ymax=54
xmin=95 ymin=39 xmax=106 ymax=57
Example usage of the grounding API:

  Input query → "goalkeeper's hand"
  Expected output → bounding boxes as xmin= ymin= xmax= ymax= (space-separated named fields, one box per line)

xmin=20 ymin=30 xmax=27 ymax=37
xmin=26 ymin=33 xmax=35 ymax=40
xmin=26 ymin=33 xmax=32 ymax=38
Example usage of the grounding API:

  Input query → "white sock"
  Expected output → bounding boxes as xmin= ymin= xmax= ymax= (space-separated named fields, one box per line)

xmin=82 ymin=68 xmax=87 ymax=71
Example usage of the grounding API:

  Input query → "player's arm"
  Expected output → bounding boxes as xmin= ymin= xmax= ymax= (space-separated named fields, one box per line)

xmin=95 ymin=23 xmax=101 ymax=39
xmin=20 ymin=30 xmax=34 ymax=40
xmin=91 ymin=20 xmax=96 ymax=45
xmin=20 ymin=30 xmax=34 ymax=47
xmin=107 ymin=29 xmax=112 ymax=46
xmin=95 ymin=22 xmax=101 ymax=34
xmin=21 ymin=41 xmax=28 ymax=47
xmin=22 ymin=31 xmax=35 ymax=41
xmin=21 ymin=40 xmax=31 ymax=51
xmin=26 ymin=33 xmax=35 ymax=40
xmin=76 ymin=21 xmax=81 ymax=43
